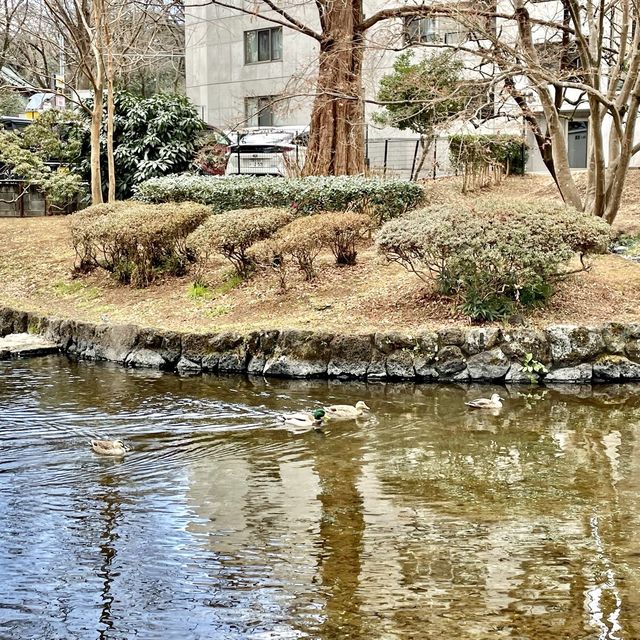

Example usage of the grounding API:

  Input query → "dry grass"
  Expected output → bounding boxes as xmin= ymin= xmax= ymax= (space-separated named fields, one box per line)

xmin=1 ymin=174 xmax=640 ymax=334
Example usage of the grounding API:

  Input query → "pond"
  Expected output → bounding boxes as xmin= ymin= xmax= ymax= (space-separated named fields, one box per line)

xmin=0 ymin=356 xmax=639 ymax=639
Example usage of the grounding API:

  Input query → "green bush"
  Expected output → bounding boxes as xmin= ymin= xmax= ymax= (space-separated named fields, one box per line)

xmin=134 ymin=174 xmax=424 ymax=222
xmin=70 ymin=201 xmax=210 ymax=286
xmin=78 ymin=92 xmax=205 ymax=199
xmin=186 ymin=207 xmax=295 ymax=276
xmin=377 ymin=198 xmax=611 ymax=320
xmin=0 ymin=130 xmax=86 ymax=207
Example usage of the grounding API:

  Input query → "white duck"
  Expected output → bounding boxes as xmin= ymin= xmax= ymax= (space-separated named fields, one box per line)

xmin=465 ymin=393 xmax=504 ymax=410
xmin=278 ymin=409 xmax=326 ymax=429
xmin=323 ymin=401 xmax=371 ymax=420
xmin=90 ymin=439 xmax=128 ymax=457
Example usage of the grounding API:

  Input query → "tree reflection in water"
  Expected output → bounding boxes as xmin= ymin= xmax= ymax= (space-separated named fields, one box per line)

xmin=1 ymin=359 xmax=639 ymax=639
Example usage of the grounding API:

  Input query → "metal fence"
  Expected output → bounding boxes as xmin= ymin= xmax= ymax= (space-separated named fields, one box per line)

xmin=365 ymin=136 xmax=456 ymax=180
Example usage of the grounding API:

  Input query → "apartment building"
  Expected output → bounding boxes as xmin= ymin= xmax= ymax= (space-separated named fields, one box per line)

xmin=184 ymin=3 xmax=494 ymax=134
xmin=184 ymin=1 xmax=639 ymax=174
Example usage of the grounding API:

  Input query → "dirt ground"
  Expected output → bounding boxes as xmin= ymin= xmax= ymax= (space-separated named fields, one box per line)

xmin=1 ymin=173 xmax=640 ymax=335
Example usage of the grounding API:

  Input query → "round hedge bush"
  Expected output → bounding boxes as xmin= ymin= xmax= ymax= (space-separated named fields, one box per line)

xmin=377 ymin=198 xmax=611 ymax=320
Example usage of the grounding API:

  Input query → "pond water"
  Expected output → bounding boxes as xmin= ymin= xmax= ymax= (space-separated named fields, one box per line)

xmin=1 ymin=356 xmax=639 ymax=640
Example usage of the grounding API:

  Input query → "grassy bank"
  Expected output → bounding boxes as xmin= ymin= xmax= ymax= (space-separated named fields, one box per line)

xmin=2 ymin=175 xmax=640 ymax=335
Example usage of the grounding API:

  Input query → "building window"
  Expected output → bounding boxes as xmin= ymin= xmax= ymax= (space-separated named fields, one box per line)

xmin=403 ymin=17 xmax=465 ymax=45
xmin=245 ymin=96 xmax=277 ymax=126
xmin=244 ymin=27 xmax=282 ymax=64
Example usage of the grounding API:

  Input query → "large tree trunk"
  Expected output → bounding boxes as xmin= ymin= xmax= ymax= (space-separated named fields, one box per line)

xmin=90 ymin=89 xmax=104 ymax=205
xmin=303 ymin=0 xmax=365 ymax=176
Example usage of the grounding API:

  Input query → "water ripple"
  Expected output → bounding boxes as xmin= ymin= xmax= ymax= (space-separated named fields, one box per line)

xmin=1 ymin=357 xmax=640 ymax=639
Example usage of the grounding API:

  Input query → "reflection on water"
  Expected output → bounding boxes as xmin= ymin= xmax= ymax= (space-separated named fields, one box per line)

xmin=1 ymin=357 xmax=639 ymax=639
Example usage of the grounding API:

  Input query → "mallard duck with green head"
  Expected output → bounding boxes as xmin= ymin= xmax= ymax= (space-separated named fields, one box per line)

xmin=278 ymin=409 xmax=325 ymax=430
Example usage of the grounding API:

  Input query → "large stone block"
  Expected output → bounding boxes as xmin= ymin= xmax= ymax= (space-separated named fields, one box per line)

xmin=463 ymin=327 xmax=501 ymax=355
xmin=207 ymin=332 xmax=248 ymax=373
xmin=135 ymin=328 xmax=182 ymax=367
xmin=505 ymin=363 xmax=535 ymax=384
xmin=385 ymin=349 xmax=415 ymax=379
xmin=414 ymin=332 xmax=439 ymax=378
xmin=246 ymin=330 xmax=280 ymax=375
xmin=501 ymin=328 xmax=550 ymax=362
xmin=545 ymin=363 xmax=593 ymax=383
xmin=327 ymin=334 xmax=373 ymax=379
xmin=593 ymin=355 xmax=640 ymax=380
xmin=435 ymin=345 xmax=466 ymax=377
xmin=437 ymin=327 xmax=466 ymax=347
xmin=0 ymin=308 xmax=27 ymax=336
xmin=546 ymin=325 xmax=603 ymax=365
xmin=181 ymin=333 xmax=215 ymax=364
xmin=264 ymin=330 xmax=332 ymax=377
xmin=67 ymin=321 xmax=97 ymax=357
xmin=91 ymin=324 xmax=140 ymax=363
xmin=466 ymin=348 xmax=510 ymax=380
xmin=125 ymin=348 xmax=166 ymax=369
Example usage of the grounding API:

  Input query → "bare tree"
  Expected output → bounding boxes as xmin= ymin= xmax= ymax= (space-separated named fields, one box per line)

xmin=394 ymin=0 xmax=640 ymax=221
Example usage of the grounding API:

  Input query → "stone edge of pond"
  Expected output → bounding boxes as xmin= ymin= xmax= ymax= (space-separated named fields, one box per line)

xmin=2 ymin=306 xmax=640 ymax=384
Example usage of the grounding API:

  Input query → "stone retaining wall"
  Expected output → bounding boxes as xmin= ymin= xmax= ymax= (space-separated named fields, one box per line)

xmin=2 ymin=306 xmax=640 ymax=383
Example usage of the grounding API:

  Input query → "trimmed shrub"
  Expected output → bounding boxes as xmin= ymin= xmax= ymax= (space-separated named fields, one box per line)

xmin=273 ymin=214 xmax=328 ymax=280
xmin=186 ymin=207 xmax=296 ymax=276
xmin=377 ymin=198 xmax=611 ymax=320
xmin=70 ymin=201 xmax=210 ymax=286
xmin=249 ymin=238 xmax=289 ymax=291
xmin=316 ymin=211 xmax=373 ymax=265
xmin=134 ymin=174 xmax=424 ymax=222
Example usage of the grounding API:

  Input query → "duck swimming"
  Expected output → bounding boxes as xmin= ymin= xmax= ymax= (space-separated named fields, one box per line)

xmin=278 ymin=409 xmax=326 ymax=429
xmin=323 ymin=401 xmax=371 ymax=420
xmin=465 ymin=393 xmax=504 ymax=410
xmin=90 ymin=439 xmax=128 ymax=456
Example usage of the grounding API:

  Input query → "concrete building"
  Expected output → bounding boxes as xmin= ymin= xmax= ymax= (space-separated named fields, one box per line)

xmin=184 ymin=1 xmax=640 ymax=176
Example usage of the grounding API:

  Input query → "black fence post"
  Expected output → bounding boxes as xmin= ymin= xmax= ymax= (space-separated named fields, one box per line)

xmin=410 ymin=139 xmax=420 ymax=181
xmin=365 ymin=124 xmax=369 ymax=170
xmin=18 ymin=182 xmax=25 ymax=217
xmin=432 ymin=141 xmax=437 ymax=180
xmin=383 ymin=139 xmax=389 ymax=177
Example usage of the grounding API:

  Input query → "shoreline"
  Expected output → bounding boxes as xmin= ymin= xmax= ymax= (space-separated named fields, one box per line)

xmin=3 ymin=307 xmax=640 ymax=383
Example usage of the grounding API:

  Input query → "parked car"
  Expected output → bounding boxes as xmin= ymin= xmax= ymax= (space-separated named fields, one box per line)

xmin=225 ymin=127 xmax=308 ymax=177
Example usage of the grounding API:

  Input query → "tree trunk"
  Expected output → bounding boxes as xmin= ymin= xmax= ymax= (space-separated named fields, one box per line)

xmin=411 ymin=135 xmax=430 ymax=181
xmin=106 ymin=76 xmax=115 ymax=202
xmin=303 ymin=0 xmax=365 ymax=176
xmin=90 ymin=90 xmax=104 ymax=205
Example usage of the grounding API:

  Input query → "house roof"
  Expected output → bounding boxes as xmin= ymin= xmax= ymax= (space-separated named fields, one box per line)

xmin=0 ymin=66 xmax=36 ymax=91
